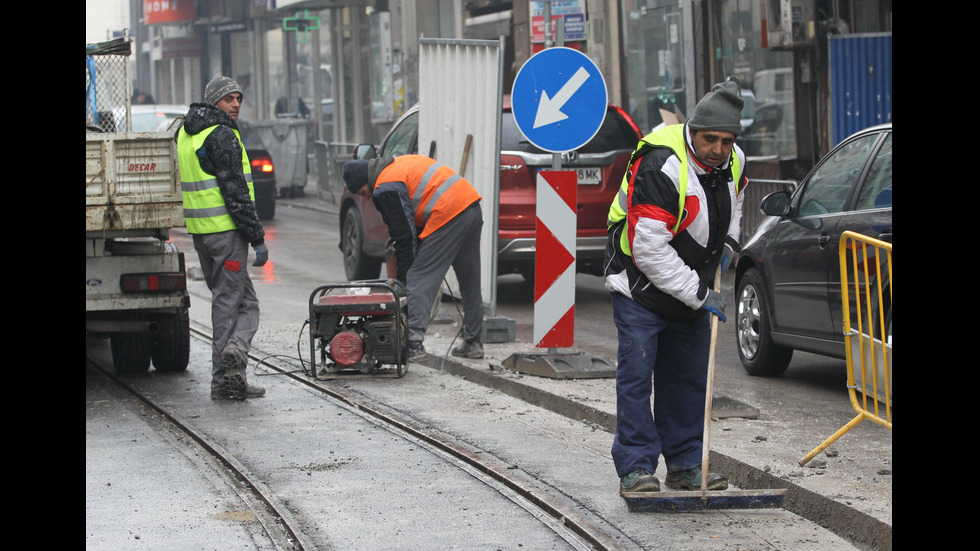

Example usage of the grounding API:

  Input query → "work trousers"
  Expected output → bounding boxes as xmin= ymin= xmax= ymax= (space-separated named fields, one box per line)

xmin=407 ymin=201 xmax=484 ymax=345
xmin=193 ymin=230 xmax=260 ymax=391
xmin=609 ymin=291 xmax=710 ymax=477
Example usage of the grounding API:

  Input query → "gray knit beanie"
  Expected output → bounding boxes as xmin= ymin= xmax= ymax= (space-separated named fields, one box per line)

xmin=343 ymin=160 xmax=370 ymax=194
xmin=204 ymin=76 xmax=243 ymax=105
xmin=687 ymin=81 xmax=744 ymax=136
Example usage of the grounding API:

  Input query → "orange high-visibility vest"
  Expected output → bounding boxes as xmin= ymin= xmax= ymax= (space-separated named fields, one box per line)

xmin=376 ymin=155 xmax=481 ymax=239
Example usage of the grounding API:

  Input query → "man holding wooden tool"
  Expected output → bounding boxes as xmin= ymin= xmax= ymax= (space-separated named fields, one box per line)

xmin=343 ymin=155 xmax=485 ymax=360
xmin=603 ymin=80 xmax=748 ymax=498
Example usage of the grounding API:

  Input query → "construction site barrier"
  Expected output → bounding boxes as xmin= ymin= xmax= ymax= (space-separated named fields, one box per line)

xmin=799 ymin=230 xmax=892 ymax=465
xmin=315 ymin=141 xmax=358 ymax=205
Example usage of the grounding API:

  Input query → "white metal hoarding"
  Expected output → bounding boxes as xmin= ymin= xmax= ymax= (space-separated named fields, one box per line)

xmin=418 ymin=38 xmax=504 ymax=314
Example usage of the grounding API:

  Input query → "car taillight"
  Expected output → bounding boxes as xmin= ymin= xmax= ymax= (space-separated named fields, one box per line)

xmin=251 ymin=157 xmax=274 ymax=173
xmin=120 ymin=273 xmax=186 ymax=292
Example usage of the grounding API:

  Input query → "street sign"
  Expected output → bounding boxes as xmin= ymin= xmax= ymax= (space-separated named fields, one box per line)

xmin=511 ymin=47 xmax=607 ymax=153
xmin=534 ymin=171 xmax=577 ymax=348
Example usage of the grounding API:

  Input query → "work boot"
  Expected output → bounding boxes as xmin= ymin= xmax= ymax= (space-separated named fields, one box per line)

xmin=221 ymin=350 xmax=248 ymax=401
xmin=620 ymin=469 xmax=660 ymax=495
xmin=408 ymin=341 xmax=426 ymax=361
xmin=451 ymin=340 xmax=484 ymax=359
xmin=664 ymin=466 xmax=729 ymax=491
xmin=211 ymin=384 xmax=266 ymax=400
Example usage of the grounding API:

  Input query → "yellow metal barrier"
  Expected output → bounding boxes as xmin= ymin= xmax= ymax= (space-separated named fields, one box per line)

xmin=799 ymin=230 xmax=892 ymax=466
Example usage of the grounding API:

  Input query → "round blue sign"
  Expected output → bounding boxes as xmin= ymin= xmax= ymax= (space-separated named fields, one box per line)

xmin=511 ymin=47 xmax=608 ymax=153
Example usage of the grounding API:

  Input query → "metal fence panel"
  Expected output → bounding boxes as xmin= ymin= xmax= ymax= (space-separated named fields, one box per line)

xmin=418 ymin=38 xmax=504 ymax=313
xmin=799 ymin=230 xmax=891 ymax=466
xmin=830 ymin=33 xmax=892 ymax=146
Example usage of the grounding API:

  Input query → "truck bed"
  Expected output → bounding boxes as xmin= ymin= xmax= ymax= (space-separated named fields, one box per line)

xmin=86 ymin=131 xmax=184 ymax=233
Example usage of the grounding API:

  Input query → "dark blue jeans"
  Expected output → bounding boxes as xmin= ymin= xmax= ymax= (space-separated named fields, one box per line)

xmin=609 ymin=292 xmax=711 ymax=478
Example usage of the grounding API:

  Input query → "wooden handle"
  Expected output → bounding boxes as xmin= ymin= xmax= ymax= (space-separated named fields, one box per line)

xmin=459 ymin=134 xmax=473 ymax=175
xmin=700 ymin=265 xmax=722 ymax=495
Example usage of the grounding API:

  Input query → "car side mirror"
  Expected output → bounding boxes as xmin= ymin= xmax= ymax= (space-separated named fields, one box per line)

xmin=353 ymin=143 xmax=377 ymax=160
xmin=760 ymin=191 xmax=792 ymax=217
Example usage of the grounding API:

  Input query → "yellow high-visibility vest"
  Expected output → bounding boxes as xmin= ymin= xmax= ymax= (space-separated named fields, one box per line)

xmin=178 ymin=125 xmax=253 ymax=234
xmin=607 ymin=124 xmax=741 ymax=256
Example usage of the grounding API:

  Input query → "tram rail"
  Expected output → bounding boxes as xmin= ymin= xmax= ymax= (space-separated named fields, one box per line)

xmin=87 ymin=324 xmax=635 ymax=551
xmin=86 ymin=358 xmax=313 ymax=550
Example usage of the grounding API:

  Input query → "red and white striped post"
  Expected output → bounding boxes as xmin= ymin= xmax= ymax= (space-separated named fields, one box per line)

xmin=534 ymin=170 xmax=577 ymax=348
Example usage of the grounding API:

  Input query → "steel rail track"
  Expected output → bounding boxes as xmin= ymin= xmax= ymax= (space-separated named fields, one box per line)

xmin=191 ymin=325 xmax=633 ymax=551
xmin=86 ymin=359 xmax=314 ymax=551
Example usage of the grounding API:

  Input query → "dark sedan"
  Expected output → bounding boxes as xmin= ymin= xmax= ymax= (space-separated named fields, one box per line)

xmin=238 ymin=120 xmax=277 ymax=221
xmin=734 ymin=123 xmax=892 ymax=376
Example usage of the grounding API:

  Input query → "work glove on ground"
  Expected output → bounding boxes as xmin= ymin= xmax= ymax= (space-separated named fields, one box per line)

xmin=701 ymin=289 xmax=727 ymax=322
xmin=252 ymin=243 xmax=269 ymax=267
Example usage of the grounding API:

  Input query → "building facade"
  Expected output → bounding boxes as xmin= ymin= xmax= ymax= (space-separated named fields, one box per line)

xmin=125 ymin=0 xmax=891 ymax=179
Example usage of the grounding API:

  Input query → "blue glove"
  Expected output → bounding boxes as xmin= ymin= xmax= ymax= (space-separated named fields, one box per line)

xmin=252 ymin=243 xmax=269 ymax=267
xmin=719 ymin=244 xmax=734 ymax=275
xmin=701 ymin=289 xmax=727 ymax=322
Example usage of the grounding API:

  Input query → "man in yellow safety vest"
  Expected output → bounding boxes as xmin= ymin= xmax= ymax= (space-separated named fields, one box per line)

xmin=176 ymin=76 xmax=269 ymax=401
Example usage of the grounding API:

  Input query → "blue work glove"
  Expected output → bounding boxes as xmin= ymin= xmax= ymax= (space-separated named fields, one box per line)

xmin=719 ymin=244 xmax=734 ymax=275
xmin=252 ymin=243 xmax=269 ymax=267
xmin=701 ymin=289 xmax=727 ymax=322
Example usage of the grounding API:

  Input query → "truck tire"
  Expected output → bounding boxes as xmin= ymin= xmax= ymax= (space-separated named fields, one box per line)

xmin=111 ymin=331 xmax=152 ymax=374
xmin=152 ymin=308 xmax=190 ymax=372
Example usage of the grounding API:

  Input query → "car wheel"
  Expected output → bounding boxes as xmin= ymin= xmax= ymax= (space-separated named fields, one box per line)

xmin=736 ymin=268 xmax=793 ymax=376
xmin=341 ymin=207 xmax=382 ymax=280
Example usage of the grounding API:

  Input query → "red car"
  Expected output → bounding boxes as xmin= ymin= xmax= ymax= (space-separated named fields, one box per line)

xmin=338 ymin=96 xmax=643 ymax=281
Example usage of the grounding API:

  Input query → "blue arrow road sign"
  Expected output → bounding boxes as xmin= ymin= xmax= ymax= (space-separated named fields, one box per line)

xmin=511 ymin=47 xmax=607 ymax=153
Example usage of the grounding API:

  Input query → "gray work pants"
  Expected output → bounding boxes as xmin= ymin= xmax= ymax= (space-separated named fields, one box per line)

xmin=193 ymin=230 xmax=260 ymax=390
xmin=407 ymin=201 xmax=484 ymax=345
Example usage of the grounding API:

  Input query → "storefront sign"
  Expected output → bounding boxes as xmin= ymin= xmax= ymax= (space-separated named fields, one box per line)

xmin=143 ymin=1 xmax=197 ymax=25
xmin=530 ymin=0 xmax=586 ymax=42
xmin=162 ymin=36 xmax=202 ymax=59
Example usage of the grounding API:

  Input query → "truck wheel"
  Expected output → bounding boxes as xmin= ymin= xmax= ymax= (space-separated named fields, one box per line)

xmin=152 ymin=308 xmax=190 ymax=372
xmin=111 ymin=332 xmax=152 ymax=374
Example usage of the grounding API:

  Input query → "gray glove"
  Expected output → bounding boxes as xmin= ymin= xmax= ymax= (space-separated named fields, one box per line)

xmin=252 ymin=243 xmax=269 ymax=267
xmin=701 ymin=289 xmax=726 ymax=322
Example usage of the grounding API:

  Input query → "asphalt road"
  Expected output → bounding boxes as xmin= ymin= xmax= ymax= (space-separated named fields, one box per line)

xmin=85 ymin=192 xmax=892 ymax=550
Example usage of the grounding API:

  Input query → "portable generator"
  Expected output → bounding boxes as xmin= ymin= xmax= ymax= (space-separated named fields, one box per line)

xmin=308 ymin=280 xmax=408 ymax=378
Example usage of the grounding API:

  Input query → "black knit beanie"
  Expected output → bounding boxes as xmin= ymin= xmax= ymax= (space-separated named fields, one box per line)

xmin=688 ymin=81 xmax=744 ymax=136
xmin=343 ymin=160 xmax=370 ymax=194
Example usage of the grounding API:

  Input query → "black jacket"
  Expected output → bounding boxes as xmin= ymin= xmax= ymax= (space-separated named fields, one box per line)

xmin=175 ymin=103 xmax=265 ymax=246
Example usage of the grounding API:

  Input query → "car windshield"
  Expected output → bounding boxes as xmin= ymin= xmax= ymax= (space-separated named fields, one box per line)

xmin=501 ymin=110 xmax=638 ymax=154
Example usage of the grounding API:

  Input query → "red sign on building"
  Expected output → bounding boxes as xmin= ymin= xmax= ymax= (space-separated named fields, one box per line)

xmin=143 ymin=1 xmax=197 ymax=25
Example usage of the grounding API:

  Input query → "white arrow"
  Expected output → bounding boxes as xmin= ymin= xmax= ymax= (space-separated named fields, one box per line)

xmin=533 ymin=66 xmax=590 ymax=129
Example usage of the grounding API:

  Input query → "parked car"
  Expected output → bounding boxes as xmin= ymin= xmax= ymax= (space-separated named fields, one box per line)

xmin=116 ymin=104 xmax=191 ymax=133
xmin=238 ymin=120 xmax=278 ymax=221
xmin=338 ymin=97 xmax=643 ymax=281
xmin=734 ymin=123 xmax=892 ymax=376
